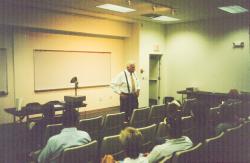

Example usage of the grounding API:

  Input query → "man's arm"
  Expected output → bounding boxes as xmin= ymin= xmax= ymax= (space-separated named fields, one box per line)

xmin=37 ymin=139 xmax=54 ymax=163
xmin=135 ymin=72 xmax=140 ymax=97
xmin=110 ymin=72 xmax=123 ymax=95
xmin=147 ymin=147 xmax=162 ymax=163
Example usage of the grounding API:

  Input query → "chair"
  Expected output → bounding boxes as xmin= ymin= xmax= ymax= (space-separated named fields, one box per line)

xmin=129 ymin=107 xmax=150 ymax=128
xmin=222 ymin=124 xmax=243 ymax=162
xmin=181 ymin=116 xmax=194 ymax=137
xmin=159 ymin=155 xmax=172 ymax=163
xmin=204 ymin=132 xmax=225 ymax=163
xmin=241 ymin=121 xmax=250 ymax=162
xmin=24 ymin=102 xmax=42 ymax=117
xmin=172 ymin=143 xmax=203 ymax=163
xmin=155 ymin=122 xmax=170 ymax=140
xmin=78 ymin=116 xmax=103 ymax=141
xmin=43 ymin=123 xmax=63 ymax=146
xmin=138 ymin=124 xmax=157 ymax=152
xmin=148 ymin=104 xmax=167 ymax=124
xmin=238 ymin=101 xmax=250 ymax=118
xmin=182 ymin=98 xmax=197 ymax=116
xmin=102 ymin=112 xmax=125 ymax=137
xmin=61 ymin=140 xmax=98 ymax=163
xmin=163 ymin=96 xmax=174 ymax=104
xmin=99 ymin=134 xmax=125 ymax=160
xmin=209 ymin=106 xmax=221 ymax=127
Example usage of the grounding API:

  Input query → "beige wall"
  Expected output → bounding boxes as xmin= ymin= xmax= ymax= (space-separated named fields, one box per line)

xmin=139 ymin=21 xmax=166 ymax=106
xmin=164 ymin=16 xmax=250 ymax=100
xmin=0 ymin=4 xmax=131 ymax=37
xmin=13 ymin=30 xmax=125 ymax=110
xmin=0 ymin=6 xmax=134 ymax=124
xmin=0 ymin=27 xmax=15 ymax=123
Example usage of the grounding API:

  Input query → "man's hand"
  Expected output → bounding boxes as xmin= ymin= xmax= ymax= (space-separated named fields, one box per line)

xmin=135 ymin=90 xmax=140 ymax=97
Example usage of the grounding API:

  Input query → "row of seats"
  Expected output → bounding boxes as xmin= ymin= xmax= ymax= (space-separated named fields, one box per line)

xmin=161 ymin=121 xmax=250 ymax=163
xmin=59 ymin=120 xmax=250 ymax=163
xmin=43 ymin=104 xmax=167 ymax=145
xmin=52 ymin=123 xmax=158 ymax=163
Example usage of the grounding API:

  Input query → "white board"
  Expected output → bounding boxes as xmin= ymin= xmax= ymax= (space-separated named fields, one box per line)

xmin=0 ymin=48 xmax=7 ymax=94
xmin=34 ymin=50 xmax=111 ymax=91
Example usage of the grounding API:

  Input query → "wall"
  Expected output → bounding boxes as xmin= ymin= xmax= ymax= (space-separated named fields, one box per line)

xmin=13 ymin=30 xmax=124 ymax=111
xmin=164 ymin=16 xmax=250 ymax=100
xmin=139 ymin=21 xmax=166 ymax=107
xmin=0 ymin=5 xmax=133 ymax=124
xmin=0 ymin=27 xmax=15 ymax=123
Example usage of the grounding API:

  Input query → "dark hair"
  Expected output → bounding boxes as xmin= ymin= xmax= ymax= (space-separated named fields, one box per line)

xmin=62 ymin=109 xmax=79 ymax=127
xmin=228 ymin=89 xmax=239 ymax=99
xmin=168 ymin=112 xmax=182 ymax=138
xmin=119 ymin=127 xmax=142 ymax=159
xmin=166 ymin=102 xmax=183 ymax=138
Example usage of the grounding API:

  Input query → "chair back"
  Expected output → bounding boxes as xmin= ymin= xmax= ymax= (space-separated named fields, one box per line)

xmin=182 ymin=98 xmax=197 ymax=116
xmin=138 ymin=124 xmax=157 ymax=152
xmin=43 ymin=123 xmax=63 ymax=146
xmin=172 ymin=143 xmax=203 ymax=163
xmin=209 ymin=106 xmax=221 ymax=127
xmin=61 ymin=140 xmax=98 ymax=163
xmin=148 ymin=104 xmax=167 ymax=124
xmin=181 ymin=116 xmax=194 ymax=137
xmin=99 ymin=134 xmax=125 ymax=160
xmin=155 ymin=122 xmax=170 ymax=140
xmin=102 ymin=112 xmax=125 ymax=137
xmin=78 ymin=116 xmax=103 ymax=141
xmin=159 ymin=155 xmax=172 ymax=163
xmin=204 ymin=132 xmax=225 ymax=163
xmin=25 ymin=102 xmax=42 ymax=114
xmin=221 ymin=124 xmax=243 ymax=162
xmin=129 ymin=107 xmax=150 ymax=128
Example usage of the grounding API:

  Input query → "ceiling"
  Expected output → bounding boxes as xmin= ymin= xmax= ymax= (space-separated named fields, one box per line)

xmin=3 ymin=0 xmax=250 ymax=24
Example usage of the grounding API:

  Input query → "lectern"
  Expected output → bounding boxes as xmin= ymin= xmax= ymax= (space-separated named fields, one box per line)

xmin=64 ymin=96 xmax=86 ymax=109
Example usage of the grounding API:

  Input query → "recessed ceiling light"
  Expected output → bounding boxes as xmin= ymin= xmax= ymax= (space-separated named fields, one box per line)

xmin=218 ymin=5 xmax=248 ymax=14
xmin=96 ymin=4 xmax=135 ymax=13
xmin=152 ymin=15 xmax=179 ymax=22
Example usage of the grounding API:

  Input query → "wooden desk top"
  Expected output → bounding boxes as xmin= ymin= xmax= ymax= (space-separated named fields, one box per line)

xmin=5 ymin=102 xmax=87 ymax=117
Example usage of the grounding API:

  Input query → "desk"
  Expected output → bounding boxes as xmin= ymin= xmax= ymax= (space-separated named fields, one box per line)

xmin=177 ymin=90 xmax=250 ymax=107
xmin=5 ymin=102 xmax=87 ymax=123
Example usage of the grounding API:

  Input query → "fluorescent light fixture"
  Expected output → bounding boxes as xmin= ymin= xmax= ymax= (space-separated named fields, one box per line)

xmin=152 ymin=15 xmax=179 ymax=22
xmin=96 ymin=4 xmax=135 ymax=13
xmin=218 ymin=5 xmax=248 ymax=14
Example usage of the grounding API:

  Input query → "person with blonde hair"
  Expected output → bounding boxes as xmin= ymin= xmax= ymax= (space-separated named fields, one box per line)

xmin=111 ymin=61 xmax=140 ymax=121
xmin=101 ymin=127 xmax=148 ymax=163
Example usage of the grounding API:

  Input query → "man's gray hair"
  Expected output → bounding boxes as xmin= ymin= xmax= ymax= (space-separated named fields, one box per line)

xmin=126 ymin=60 xmax=135 ymax=67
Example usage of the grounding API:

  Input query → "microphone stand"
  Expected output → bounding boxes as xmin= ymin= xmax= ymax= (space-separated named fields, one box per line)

xmin=75 ymin=82 xmax=78 ymax=96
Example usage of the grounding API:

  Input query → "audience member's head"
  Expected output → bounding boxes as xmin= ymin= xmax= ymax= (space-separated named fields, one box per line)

xmin=167 ymin=101 xmax=181 ymax=118
xmin=167 ymin=110 xmax=182 ymax=139
xmin=191 ymin=101 xmax=209 ymax=127
xmin=228 ymin=89 xmax=239 ymax=99
xmin=62 ymin=109 xmax=79 ymax=127
xmin=119 ymin=127 xmax=143 ymax=159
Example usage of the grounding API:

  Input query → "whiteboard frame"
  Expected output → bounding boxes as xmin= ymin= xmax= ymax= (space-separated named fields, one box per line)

xmin=33 ymin=49 xmax=111 ymax=92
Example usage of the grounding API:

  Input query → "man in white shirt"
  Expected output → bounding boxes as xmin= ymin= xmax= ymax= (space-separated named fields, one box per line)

xmin=38 ymin=109 xmax=91 ymax=163
xmin=111 ymin=61 xmax=140 ymax=121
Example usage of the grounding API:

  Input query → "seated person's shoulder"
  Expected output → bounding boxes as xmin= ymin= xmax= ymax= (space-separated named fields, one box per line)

xmin=183 ymin=136 xmax=192 ymax=142
xmin=76 ymin=130 xmax=91 ymax=140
